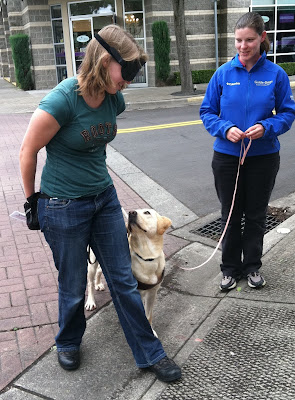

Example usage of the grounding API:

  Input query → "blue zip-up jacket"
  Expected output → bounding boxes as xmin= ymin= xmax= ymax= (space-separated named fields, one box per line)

xmin=199 ymin=52 xmax=295 ymax=157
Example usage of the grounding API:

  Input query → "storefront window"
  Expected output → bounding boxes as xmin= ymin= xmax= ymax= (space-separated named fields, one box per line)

xmin=51 ymin=5 xmax=67 ymax=83
xmin=251 ymin=0 xmax=295 ymax=63
xmin=124 ymin=0 xmax=143 ymax=12
xmin=123 ymin=0 xmax=146 ymax=85
xmin=276 ymin=54 xmax=295 ymax=62
xmin=69 ymin=1 xmax=115 ymax=16
xmin=57 ymin=66 xmax=68 ymax=82
xmin=132 ymin=39 xmax=146 ymax=83
xmin=51 ymin=5 xmax=62 ymax=19
xmin=254 ymin=8 xmax=275 ymax=30
xmin=55 ymin=44 xmax=66 ymax=65
xmin=93 ymin=15 xmax=115 ymax=32
xmin=52 ymin=20 xmax=64 ymax=43
xmin=277 ymin=7 xmax=295 ymax=29
xmin=276 ymin=32 xmax=295 ymax=53
xmin=125 ymin=12 xmax=143 ymax=38
xmin=72 ymin=19 xmax=92 ymax=73
xmin=252 ymin=0 xmax=275 ymax=4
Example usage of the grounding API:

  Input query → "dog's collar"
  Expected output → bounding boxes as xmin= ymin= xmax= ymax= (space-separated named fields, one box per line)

xmin=137 ymin=270 xmax=165 ymax=291
xmin=135 ymin=252 xmax=155 ymax=262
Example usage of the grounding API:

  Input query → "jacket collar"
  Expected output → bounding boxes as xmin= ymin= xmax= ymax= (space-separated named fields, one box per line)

xmin=231 ymin=51 xmax=266 ymax=71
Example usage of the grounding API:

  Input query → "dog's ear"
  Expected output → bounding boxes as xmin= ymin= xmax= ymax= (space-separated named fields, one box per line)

xmin=157 ymin=216 xmax=172 ymax=235
xmin=126 ymin=222 xmax=131 ymax=237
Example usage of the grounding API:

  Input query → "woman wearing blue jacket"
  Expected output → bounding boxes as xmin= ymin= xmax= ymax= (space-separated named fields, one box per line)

xmin=200 ymin=12 xmax=295 ymax=291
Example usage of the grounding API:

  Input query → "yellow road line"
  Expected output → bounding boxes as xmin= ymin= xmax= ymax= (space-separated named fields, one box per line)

xmin=117 ymin=119 xmax=203 ymax=134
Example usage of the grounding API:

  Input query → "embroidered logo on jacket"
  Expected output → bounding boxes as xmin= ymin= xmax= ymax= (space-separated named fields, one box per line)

xmin=254 ymin=80 xmax=273 ymax=86
xmin=226 ymin=82 xmax=240 ymax=86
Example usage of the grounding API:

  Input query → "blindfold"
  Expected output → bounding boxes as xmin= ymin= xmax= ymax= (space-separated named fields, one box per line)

xmin=94 ymin=33 xmax=146 ymax=82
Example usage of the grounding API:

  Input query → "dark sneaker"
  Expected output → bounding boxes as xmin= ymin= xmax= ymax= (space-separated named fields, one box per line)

xmin=219 ymin=276 xmax=237 ymax=291
xmin=148 ymin=356 xmax=181 ymax=382
xmin=247 ymin=272 xmax=266 ymax=288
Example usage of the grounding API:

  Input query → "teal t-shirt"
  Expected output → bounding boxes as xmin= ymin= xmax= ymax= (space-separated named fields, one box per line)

xmin=38 ymin=77 xmax=125 ymax=198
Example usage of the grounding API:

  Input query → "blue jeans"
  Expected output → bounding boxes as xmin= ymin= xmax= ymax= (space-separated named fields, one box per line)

xmin=212 ymin=151 xmax=280 ymax=278
xmin=38 ymin=185 xmax=166 ymax=367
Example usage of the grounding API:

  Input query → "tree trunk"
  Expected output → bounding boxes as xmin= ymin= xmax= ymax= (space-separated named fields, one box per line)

xmin=172 ymin=0 xmax=194 ymax=95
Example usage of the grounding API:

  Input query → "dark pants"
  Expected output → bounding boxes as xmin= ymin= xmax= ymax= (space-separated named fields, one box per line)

xmin=212 ymin=151 xmax=280 ymax=278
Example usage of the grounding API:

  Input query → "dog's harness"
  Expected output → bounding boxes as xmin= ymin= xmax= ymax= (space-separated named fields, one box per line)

xmin=135 ymin=252 xmax=164 ymax=290
xmin=137 ymin=269 xmax=165 ymax=291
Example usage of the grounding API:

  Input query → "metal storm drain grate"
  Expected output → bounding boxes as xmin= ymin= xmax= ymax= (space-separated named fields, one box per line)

xmin=191 ymin=206 xmax=292 ymax=241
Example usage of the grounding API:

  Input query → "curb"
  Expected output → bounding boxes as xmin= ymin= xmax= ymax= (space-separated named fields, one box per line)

xmin=125 ymin=95 xmax=205 ymax=111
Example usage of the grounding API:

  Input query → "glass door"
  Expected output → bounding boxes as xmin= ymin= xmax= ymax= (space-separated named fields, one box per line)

xmin=70 ymin=15 xmax=115 ymax=75
xmin=71 ymin=18 xmax=92 ymax=75
xmin=93 ymin=15 xmax=114 ymax=32
xmin=123 ymin=0 xmax=147 ymax=86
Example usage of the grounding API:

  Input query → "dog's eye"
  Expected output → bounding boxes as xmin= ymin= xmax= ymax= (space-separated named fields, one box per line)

xmin=144 ymin=211 xmax=151 ymax=215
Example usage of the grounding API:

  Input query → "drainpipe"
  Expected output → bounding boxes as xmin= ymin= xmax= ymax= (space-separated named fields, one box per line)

xmin=213 ymin=0 xmax=219 ymax=70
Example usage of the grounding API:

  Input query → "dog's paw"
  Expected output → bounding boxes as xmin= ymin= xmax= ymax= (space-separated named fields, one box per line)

xmin=85 ymin=299 xmax=97 ymax=311
xmin=95 ymin=282 xmax=105 ymax=291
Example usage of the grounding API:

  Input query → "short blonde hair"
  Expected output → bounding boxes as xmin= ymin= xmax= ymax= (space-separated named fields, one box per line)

xmin=78 ymin=24 xmax=148 ymax=97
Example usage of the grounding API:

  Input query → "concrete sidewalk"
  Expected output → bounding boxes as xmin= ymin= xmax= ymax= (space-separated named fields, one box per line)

xmin=0 ymin=77 xmax=207 ymax=114
xmin=1 ymin=77 xmax=295 ymax=399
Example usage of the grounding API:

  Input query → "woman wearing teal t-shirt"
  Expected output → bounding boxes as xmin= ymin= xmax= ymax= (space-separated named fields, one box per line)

xmin=19 ymin=24 xmax=181 ymax=383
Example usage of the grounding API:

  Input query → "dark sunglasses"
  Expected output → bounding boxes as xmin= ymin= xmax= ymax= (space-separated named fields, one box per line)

xmin=94 ymin=33 xmax=146 ymax=82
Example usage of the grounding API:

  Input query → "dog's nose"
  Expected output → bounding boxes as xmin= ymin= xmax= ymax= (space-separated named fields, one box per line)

xmin=129 ymin=210 xmax=137 ymax=222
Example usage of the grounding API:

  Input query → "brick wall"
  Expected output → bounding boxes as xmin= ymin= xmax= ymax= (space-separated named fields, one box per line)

xmin=0 ymin=0 xmax=57 ymax=89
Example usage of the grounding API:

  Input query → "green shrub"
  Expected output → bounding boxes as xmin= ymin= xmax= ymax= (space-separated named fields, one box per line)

xmin=172 ymin=62 xmax=295 ymax=86
xmin=9 ymin=34 xmax=34 ymax=90
xmin=174 ymin=69 xmax=215 ymax=85
xmin=152 ymin=21 xmax=171 ymax=83
xmin=278 ymin=62 xmax=295 ymax=76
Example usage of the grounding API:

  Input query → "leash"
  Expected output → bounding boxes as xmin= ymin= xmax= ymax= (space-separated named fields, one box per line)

xmin=179 ymin=138 xmax=252 ymax=271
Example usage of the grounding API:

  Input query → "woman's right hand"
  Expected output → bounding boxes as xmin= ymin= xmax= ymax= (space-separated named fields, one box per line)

xmin=226 ymin=126 xmax=246 ymax=143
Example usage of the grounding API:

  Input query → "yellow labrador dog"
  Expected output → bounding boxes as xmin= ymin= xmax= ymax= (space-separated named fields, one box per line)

xmin=127 ymin=209 xmax=172 ymax=335
xmin=85 ymin=208 xmax=172 ymax=336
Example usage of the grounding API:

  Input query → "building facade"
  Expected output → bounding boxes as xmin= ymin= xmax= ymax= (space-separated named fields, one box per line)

xmin=0 ymin=0 xmax=294 ymax=90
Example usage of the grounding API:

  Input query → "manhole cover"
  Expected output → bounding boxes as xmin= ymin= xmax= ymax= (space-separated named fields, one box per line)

xmin=191 ymin=206 xmax=292 ymax=241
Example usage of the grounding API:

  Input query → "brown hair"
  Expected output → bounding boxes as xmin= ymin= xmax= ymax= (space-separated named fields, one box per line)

xmin=235 ymin=12 xmax=270 ymax=54
xmin=78 ymin=24 xmax=148 ymax=97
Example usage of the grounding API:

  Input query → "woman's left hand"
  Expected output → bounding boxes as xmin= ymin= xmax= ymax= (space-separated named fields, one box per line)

xmin=245 ymin=123 xmax=265 ymax=140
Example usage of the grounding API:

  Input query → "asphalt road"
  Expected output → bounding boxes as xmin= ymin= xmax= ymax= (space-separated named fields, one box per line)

xmin=113 ymin=104 xmax=295 ymax=217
